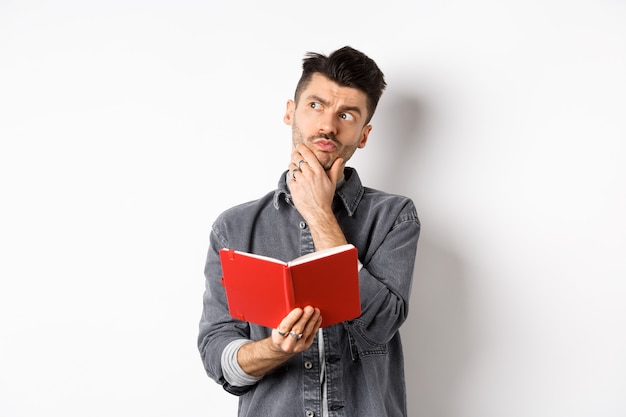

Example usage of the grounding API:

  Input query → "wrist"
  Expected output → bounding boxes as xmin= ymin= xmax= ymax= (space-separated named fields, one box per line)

xmin=238 ymin=337 xmax=294 ymax=377
xmin=307 ymin=217 xmax=348 ymax=250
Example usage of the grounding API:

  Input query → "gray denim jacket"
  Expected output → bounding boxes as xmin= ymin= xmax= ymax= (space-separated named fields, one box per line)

xmin=198 ymin=167 xmax=420 ymax=417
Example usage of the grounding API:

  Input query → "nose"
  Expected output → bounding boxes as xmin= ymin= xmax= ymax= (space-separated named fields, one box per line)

xmin=318 ymin=111 xmax=338 ymax=136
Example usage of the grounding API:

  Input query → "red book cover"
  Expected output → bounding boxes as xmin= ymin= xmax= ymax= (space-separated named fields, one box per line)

xmin=220 ymin=244 xmax=361 ymax=328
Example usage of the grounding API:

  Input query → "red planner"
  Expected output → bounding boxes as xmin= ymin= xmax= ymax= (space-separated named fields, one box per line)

xmin=220 ymin=244 xmax=361 ymax=328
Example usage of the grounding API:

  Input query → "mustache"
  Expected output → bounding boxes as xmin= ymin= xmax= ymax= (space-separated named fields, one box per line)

xmin=311 ymin=133 xmax=338 ymax=143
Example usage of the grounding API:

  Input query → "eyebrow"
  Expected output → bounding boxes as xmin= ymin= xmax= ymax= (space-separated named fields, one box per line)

xmin=307 ymin=94 xmax=363 ymax=116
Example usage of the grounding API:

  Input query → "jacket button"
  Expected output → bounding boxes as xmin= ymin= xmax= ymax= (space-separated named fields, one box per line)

xmin=299 ymin=221 xmax=307 ymax=229
xmin=304 ymin=361 xmax=313 ymax=369
xmin=305 ymin=411 xmax=315 ymax=417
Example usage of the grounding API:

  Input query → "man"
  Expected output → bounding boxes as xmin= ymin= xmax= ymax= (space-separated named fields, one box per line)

xmin=198 ymin=46 xmax=420 ymax=417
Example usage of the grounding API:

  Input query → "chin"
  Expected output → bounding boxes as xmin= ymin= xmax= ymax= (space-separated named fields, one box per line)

xmin=319 ymin=159 xmax=335 ymax=171
xmin=312 ymin=153 xmax=332 ymax=169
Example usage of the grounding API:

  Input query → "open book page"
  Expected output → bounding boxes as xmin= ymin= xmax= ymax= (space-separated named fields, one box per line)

xmin=288 ymin=244 xmax=355 ymax=267
xmin=227 ymin=251 xmax=288 ymax=265
xmin=224 ymin=244 xmax=355 ymax=266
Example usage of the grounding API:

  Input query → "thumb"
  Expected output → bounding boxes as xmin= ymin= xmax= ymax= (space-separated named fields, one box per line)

xmin=327 ymin=157 xmax=345 ymax=184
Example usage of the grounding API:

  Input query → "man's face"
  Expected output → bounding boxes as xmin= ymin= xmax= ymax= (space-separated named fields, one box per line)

xmin=284 ymin=73 xmax=372 ymax=170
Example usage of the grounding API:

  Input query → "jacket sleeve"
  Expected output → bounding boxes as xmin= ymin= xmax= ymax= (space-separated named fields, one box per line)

xmin=197 ymin=223 xmax=256 ymax=396
xmin=347 ymin=198 xmax=420 ymax=347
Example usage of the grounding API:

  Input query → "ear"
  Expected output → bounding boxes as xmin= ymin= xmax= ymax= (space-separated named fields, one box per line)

xmin=358 ymin=125 xmax=372 ymax=149
xmin=283 ymin=99 xmax=295 ymax=126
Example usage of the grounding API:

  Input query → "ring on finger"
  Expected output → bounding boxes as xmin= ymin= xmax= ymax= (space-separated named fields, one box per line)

xmin=289 ymin=330 xmax=303 ymax=340
xmin=291 ymin=168 xmax=300 ymax=180
xmin=297 ymin=159 xmax=307 ymax=169
xmin=277 ymin=328 xmax=288 ymax=337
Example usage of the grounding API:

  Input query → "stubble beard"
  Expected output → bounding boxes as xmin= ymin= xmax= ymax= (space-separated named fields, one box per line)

xmin=291 ymin=125 xmax=334 ymax=170
xmin=291 ymin=125 xmax=358 ymax=171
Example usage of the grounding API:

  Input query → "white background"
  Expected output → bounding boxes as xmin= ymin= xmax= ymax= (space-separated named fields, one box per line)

xmin=1 ymin=1 xmax=625 ymax=416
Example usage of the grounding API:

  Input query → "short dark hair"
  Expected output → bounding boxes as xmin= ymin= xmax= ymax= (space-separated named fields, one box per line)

xmin=294 ymin=46 xmax=386 ymax=124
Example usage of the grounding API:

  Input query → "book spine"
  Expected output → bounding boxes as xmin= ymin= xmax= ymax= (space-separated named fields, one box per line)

xmin=283 ymin=265 xmax=296 ymax=312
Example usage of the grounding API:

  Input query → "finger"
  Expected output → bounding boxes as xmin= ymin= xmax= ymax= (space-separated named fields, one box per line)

xmin=275 ymin=308 xmax=320 ymax=352
xmin=290 ymin=147 xmax=303 ymax=164
xmin=276 ymin=308 xmax=304 ymax=334
xmin=290 ymin=148 xmax=305 ymax=170
xmin=288 ymin=162 xmax=302 ymax=174
xmin=289 ymin=306 xmax=317 ymax=337
xmin=328 ymin=157 xmax=345 ymax=183
xmin=302 ymin=309 xmax=322 ymax=342
xmin=297 ymin=159 xmax=308 ymax=170
xmin=294 ymin=144 xmax=322 ymax=170
xmin=289 ymin=159 xmax=308 ymax=177
xmin=273 ymin=308 xmax=305 ymax=346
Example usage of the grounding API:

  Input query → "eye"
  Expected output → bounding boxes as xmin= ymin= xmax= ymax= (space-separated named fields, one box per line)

xmin=309 ymin=102 xmax=322 ymax=110
xmin=339 ymin=112 xmax=355 ymax=121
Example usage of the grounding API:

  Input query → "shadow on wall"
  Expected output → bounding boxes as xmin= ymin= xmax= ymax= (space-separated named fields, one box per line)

xmin=405 ymin=240 xmax=471 ymax=416
xmin=373 ymin=92 xmax=424 ymax=190
xmin=374 ymin=91 xmax=473 ymax=416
